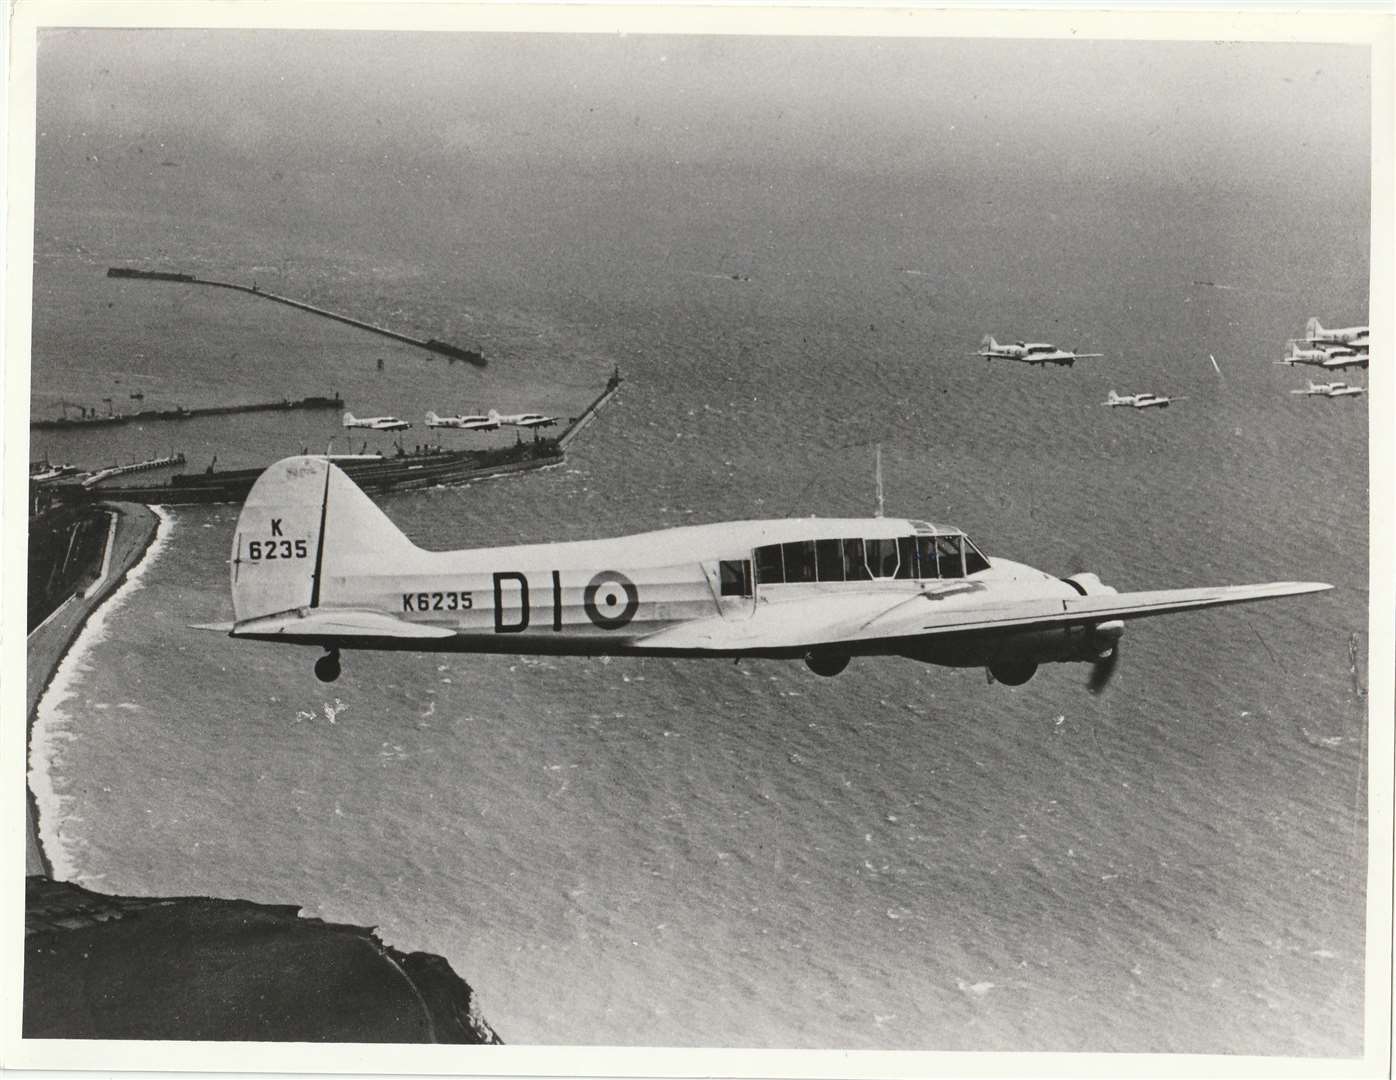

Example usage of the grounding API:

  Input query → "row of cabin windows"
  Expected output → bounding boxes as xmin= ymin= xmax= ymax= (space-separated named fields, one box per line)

xmin=724 ymin=535 xmax=988 ymax=593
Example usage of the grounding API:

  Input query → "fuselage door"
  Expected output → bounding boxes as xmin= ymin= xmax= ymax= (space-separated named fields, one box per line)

xmin=703 ymin=557 xmax=755 ymax=619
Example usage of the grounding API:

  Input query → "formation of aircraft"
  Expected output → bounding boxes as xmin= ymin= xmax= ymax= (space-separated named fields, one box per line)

xmin=1277 ymin=340 xmax=1369 ymax=371
xmin=489 ymin=408 xmax=559 ymax=430
xmin=342 ymin=411 xmax=410 ymax=431
xmin=1103 ymin=390 xmax=1180 ymax=409
xmin=425 ymin=410 xmax=500 ymax=431
xmin=976 ymin=335 xmax=1103 ymax=367
xmin=199 ymin=455 xmax=1330 ymax=691
xmin=1290 ymin=380 xmax=1365 ymax=399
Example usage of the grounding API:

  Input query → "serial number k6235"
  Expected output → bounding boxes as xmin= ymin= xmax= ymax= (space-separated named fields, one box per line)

xmin=402 ymin=591 xmax=474 ymax=612
xmin=246 ymin=539 xmax=309 ymax=560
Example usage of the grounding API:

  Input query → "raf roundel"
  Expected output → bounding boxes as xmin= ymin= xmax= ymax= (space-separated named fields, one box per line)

xmin=583 ymin=570 xmax=640 ymax=630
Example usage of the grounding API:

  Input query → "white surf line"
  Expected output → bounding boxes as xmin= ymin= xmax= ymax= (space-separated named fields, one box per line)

xmin=29 ymin=505 xmax=175 ymax=883
xmin=81 ymin=510 xmax=120 ymax=597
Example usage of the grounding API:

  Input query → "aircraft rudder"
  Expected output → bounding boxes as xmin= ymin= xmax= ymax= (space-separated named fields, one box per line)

xmin=231 ymin=455 xmax=421 ymax=624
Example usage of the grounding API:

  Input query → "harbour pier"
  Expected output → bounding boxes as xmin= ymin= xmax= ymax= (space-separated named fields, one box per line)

xmin=107 ymin=268 xmax=486 ymax=366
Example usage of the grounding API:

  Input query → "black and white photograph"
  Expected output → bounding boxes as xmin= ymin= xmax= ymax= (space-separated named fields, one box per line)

xmin=6 ymin=2 xmax=1392 ymax=1074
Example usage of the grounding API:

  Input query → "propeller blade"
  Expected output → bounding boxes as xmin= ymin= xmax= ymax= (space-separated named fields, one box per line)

xmin=1087 ymin=647 xmax=1121 ymax=695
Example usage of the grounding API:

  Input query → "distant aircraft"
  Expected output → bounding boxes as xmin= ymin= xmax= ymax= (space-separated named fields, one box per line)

xmin=1304 ymin=317 xmax=1369 ymax=350
xmin=488 ymin=409 xmax=559 ymax=429
xmin=425 ymin=410 xmax=500 ymax=431
xmin=976 ymin=335 xmax=1103 ymax=367
xmin=343 ymin=412 xmax=410 ymax=431
xmin=1290 ymin=380 xmax=1366 ymax=399
xmin=197 ymin=456 xmax=1330 ymax=690
xmin=1277 ymin=341 xmax=1369 ymax=371
xmin=1103 ymin=390 xmax=1180 ymax=409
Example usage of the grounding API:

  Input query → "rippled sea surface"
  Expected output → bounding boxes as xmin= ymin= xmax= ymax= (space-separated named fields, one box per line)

xmin=28 ymin=34 xmax=1368 ymax=1052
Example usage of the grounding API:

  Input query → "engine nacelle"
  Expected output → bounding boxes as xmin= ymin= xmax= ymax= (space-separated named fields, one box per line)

xmin=804 ymin=650 xmax=851 ymax=678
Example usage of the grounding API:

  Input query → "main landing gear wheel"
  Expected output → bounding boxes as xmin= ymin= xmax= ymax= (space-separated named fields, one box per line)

xmin=314 ymin=648 xmax=342 ymax=683
xmin=987 ymin=657 xmax=1037 ymax=686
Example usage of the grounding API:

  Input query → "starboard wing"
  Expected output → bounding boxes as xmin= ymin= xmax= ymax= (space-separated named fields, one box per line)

xmin=636 ymin=581 xmax=1331 ymax=654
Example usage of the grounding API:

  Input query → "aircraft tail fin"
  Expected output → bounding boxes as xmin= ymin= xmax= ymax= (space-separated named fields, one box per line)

xmin=1105 ymin=390 xmax=1120 ymax=404
xmin=230 ymin=456 xmax=423 ymax=624
xmin=1305 ymin=317 xmax=1323 ymax=341
xmin=425 ymin=410 xmax=440 ymax=425
xmin=981 ymin=333 xmax=998 ymax=351
xmin=342 ymin=411 xmax=356 ymax=426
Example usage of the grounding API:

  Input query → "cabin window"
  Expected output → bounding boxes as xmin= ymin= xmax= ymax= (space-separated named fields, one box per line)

xmin=895 ymin=536 xmax=918 ymax=579
xmin=816 ymin=539 xmax=845 ymax=582
xmin=963 ymin=539 xmax=991 ymax=575
xmin=916 ymin=536 xmax=939 ymax=578
xmin=781 ymin=540 xmax=817 ymax=583
xmin=720 ymin=559 xmax=753 ymax=597
xmin=755 ymin=543 xmax=784 ymax=585
xmin=842 ymin=537 xmax=872 ymax=580
xmin=936 ymin=535 xmax=965 ymax=578
xmin=866 ymin=537 xmax=899 ymax=579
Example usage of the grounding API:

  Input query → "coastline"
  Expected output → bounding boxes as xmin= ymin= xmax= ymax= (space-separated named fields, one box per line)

xmin=23 ymin=496 xmax=504 ymax=1043
xmin=25 ymin=501 xmax=160 ymax=878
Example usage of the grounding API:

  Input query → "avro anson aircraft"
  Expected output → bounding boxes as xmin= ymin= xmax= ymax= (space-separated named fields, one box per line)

xmin=489 ymin=409 xmax=559 ymax=429
xmin=1278 ymin=341 xmax=1368 ymax=371
xmin=343 ymin=412 xmax=411 ymax=431
xmin=976 ymin=335 xmax=1104 ymax=367
xmin=1304 ymin=317 xmax=1369 ymax=350
xmin=425 ymin=410 xmax=501 ymax=431
xmin=200 ymin=456 xmax=1330 ymax=690
xmin=1291 ymin=380 xmax=1365 ymax=398
xmin=1104 ymin=390 xmax=1180 ymax=409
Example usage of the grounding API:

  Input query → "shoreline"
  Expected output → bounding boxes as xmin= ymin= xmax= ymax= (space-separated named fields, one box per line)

xmin=25 ymin=502 xmax=161 ymax=878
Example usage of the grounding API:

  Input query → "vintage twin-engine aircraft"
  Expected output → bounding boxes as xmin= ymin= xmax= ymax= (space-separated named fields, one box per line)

xmin=1304 ymin=317 xmax=1369 ymax=350
xmin=425 ymin=410 xmax=500 ymax=431
xmin=976 ymin=335 xmax=1104 ymax=367
xmin=1291 ymin=380 xmax=1366 ymax=398
xmin=1103 ymin=390 xmax=1180 ymax=409
xmin=343 ymin=411 xmax=411 ymax=431
xmin=1278 ymin=340 xmax=1369 ymax=371
xmin=201 ymin=456 xmax=1330 ymax=689
xmin=489 ymin=409 xmax=559 ymax=430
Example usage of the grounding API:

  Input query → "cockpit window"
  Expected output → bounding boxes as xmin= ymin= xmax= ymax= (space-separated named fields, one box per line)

xmin=916 ymin=537 xmax=939 ymax=578
xmin=895 ymin=537 xmax=917 ymax=579
xmin=936 ymin=535 xmax=964 ymax=578
xmin=866 ymin=537 xmax=899 ymax=579
xmin=963 ymin=537 xmax=991 ymax=575
xmin=815 ymin=539 xmax=844 ymax=582
xmin=842 ymin=537 xmax=872 ymax=581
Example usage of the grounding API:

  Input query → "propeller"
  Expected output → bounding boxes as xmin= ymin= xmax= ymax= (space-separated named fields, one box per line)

xmin=1087 ymin=646 xmax=1120 ymax=694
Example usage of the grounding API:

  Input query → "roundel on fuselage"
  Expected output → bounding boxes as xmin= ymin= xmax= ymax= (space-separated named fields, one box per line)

xmin=583 ymin=570 xmax=640 ymax=629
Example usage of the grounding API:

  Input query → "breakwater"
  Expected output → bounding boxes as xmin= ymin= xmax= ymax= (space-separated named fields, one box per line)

xmin=56 ymin=372 xmax=623 ymax=505
xmin=558 ymin=367 xmax=623 ymax=451
xmin=81 ymin=453 xmax=187 ymax=488
xmin=107 ymin=268 xmax=486 ymax=367
xmin=33 ymin=394 xmax=344 ymax=430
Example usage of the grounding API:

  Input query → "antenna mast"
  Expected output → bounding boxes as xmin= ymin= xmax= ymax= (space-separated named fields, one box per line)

xmin=875 ymin=444 xmax=885 ymax=518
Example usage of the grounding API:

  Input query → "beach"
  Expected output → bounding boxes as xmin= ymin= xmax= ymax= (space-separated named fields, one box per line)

xmin=25 ymin=502 xmax=159 ymax=877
